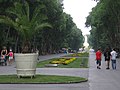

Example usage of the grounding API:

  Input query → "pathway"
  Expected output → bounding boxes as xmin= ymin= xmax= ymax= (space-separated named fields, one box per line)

xmin=0 ymin=52 xmax=120 ymax=90
xmin=89 ymin=52 xmax=120 ymax=90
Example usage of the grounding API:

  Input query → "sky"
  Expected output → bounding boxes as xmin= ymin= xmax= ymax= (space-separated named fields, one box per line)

xmin=63 ymin=0 xmax=97 ymax=35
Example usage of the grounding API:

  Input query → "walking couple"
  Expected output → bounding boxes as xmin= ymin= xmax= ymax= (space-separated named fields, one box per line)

xmin=95 ymin=48 xmax=117 ymax=70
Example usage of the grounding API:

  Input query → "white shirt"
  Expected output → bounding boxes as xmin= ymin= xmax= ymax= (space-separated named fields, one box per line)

xmin=111 ymin=50 xmax=117 ymax=60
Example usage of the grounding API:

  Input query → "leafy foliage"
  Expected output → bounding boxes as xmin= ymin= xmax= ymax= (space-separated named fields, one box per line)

xmin=0 ymin=0 xmax=84 ymax=54
xmin=86 ymin=0 xmax=120 ymax=51
xmin=0 ymin=1 xmax=51 ymax=53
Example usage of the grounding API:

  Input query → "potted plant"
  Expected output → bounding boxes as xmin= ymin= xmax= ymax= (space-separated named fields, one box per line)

xmin=0 ymin=1 xmax=51 ymax=78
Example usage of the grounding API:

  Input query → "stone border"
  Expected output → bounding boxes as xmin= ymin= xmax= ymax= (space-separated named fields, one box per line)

xmin=0 ymin=79 xmax=88 ymax=84
xmin=45 ymin=64 xmax=58 ymax=67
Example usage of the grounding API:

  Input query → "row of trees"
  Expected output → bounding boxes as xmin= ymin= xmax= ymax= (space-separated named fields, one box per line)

xmin=0 ymin=0 xmax=84 ymax=54
xmin=86 ymin=0 xmax=120 ymax=51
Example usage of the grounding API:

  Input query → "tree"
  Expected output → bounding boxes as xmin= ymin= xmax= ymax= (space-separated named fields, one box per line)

xmin=0 ymin=1 xmax=51 ymax=53
xmin=0 ymin=0 xmax=84 ymax=54
xmin=86 ymin=0 xmax=120 ymax=51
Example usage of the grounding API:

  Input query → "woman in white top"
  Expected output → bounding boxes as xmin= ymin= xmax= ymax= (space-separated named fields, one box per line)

xmin=111 ymin=48 xmax=117 ymax=70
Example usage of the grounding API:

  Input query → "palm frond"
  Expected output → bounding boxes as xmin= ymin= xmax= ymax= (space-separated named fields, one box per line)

xmin=23 ymin=1 xmax=30 ymax=21
xmin=6 ymin=2 xmax=22 ymax=18
xmin=0 ymin=15 xmax=19 ymax=31
xmin=31 ymin=5 xmax=47 ymax=23
xmin=35 ymin=23 xmax=52 ymax=31
xmin=0 ymin=1 xmax=52 ymax=53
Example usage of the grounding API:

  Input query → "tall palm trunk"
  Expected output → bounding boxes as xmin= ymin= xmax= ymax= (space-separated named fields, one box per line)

xmin=22 ymin=40 xmax=31 ymax=53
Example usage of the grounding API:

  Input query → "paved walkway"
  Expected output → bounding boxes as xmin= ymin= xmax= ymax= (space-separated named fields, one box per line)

xmin=89 ymin=52 xmax=120 ymax=90
xmin=0 ymin=53 xmax=89 ymax=78
xmin=0 ymin=52 xmax=120 ymax=90
xmin=0 ymin=53 xmax=89 ymax=90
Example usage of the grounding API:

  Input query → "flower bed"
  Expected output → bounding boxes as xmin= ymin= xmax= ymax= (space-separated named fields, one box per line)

xmin=50 ymin=58 xmax=76 ymax=65
xmin=37 ymin=57 xmax=88 ymax=68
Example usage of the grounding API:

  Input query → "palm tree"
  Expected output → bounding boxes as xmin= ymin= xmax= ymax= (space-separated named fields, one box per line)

xmin=0 ymin=1 xmax=51 ymax=53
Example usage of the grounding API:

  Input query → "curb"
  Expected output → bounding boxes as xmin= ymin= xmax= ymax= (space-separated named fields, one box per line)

xmin=0 ymin=79 xmax=88 ymax=84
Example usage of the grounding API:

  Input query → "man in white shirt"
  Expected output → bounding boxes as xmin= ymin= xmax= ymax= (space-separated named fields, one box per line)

xmin=111 ymin=48 xmax=117 ymax=70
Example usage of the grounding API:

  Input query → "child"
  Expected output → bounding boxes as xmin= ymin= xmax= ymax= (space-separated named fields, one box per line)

xmin=8 ymin=49 xmax=14 ymax=65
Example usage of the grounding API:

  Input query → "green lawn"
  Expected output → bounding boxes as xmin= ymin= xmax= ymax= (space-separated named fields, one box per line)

xmin=63 ymin=52 xmax=89 ymax=57
xmin=0 ymin=75 xmax=87 ymax=84
xmin=37 ymin=57 xmax=88 ymax=68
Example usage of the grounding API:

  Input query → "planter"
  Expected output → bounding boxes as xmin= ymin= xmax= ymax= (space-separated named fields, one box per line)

xmin=14 ymin=53 xmax=38 ymax=78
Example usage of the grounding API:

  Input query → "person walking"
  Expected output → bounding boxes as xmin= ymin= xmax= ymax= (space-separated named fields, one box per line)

xmin=7 ymin=49 xmax=14 ymax=65
xmin=1 ymin=46 xmax=8 ymax=66
xmin=95 ymin=48 xmax=102 ymax=69
xmin=111 ymin=48 xmax=117 ymax=70
xmin=104 ymin=48 xmax=111 ymax=69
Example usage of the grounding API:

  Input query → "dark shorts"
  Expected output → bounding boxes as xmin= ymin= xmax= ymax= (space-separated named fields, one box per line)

xmin=96 ymin=60 xmax=101 ymax=66
xmin=105 ymin=59 xmax=110 ymax=61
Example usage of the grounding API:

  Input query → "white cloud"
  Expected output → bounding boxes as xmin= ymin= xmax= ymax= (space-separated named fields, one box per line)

xmin=63 ymin=0 xmax=97 ymax=35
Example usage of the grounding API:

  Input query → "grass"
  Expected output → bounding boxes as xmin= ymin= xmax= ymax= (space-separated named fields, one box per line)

xmin=0 ymin=53 xmax=89 ymax=84
xmin=64 ymin=52 xmax=89 ymax=57
xmin=37 ymin=58 xmax=88 ymax=68
xmin=0 ymin=75 xmax=87 ymax=84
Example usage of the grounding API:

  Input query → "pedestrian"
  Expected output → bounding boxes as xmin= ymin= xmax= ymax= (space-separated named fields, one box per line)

xmin=104 ymin=48 xmax=111 ymax=69
xmin=95 ymin=48 xmax=102 ymax=69
xmin=1 ymin=46 xmax=8 ymax=66
xmin=7 ymin=49 xmax=14 ymax=65
xmin=110 ymin=48 xmax=117 ymax=70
